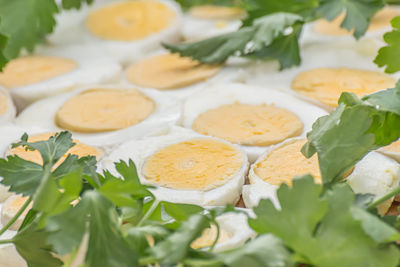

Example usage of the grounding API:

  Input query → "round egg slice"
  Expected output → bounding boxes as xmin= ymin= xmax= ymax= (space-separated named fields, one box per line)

xmin=14 ymin=85 xmax=181 ymax=147
xmin=242 ymin=138 xmax=321 ymax=209
xmin=244 ymin=42 xmax=399 ymax=111
xmin=191 ymin=212 xmax=255 ymax=252
xmin=303 ymin=7 xmax=400 ymax=44
xmin=0 ymin=88 xmax=15 ymax=125
xmin=0 ymin=45 xmax=121 ymax=110
xmin=101 ymin=127 xmax=249 ymax=206
xmin=182 ymin=5 xmax=245 ymax=41
xmin=49 ymin=0 xmax=181 ymax=64
xmin=182 ymin=83 xmax=328 ymax=162
xmin=346 ymin=152 xmax=400 ymax=215
xmin=0 ymin=124 xmax=104 ymax=202
xmin=124 ymin=51 xmax=248 ymax=99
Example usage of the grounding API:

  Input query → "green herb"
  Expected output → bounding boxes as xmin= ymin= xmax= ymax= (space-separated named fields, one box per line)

xmin=164 ymin=12 xmax=304 ymax=69
xmin=375 ymin=16 xmax=400 ymax=73
xmin=174 ymin=0 xmax=241 ymax=10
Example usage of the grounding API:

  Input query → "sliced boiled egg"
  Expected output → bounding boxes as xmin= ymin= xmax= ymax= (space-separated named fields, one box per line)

xmin=101 ymin=127 xmax=249 ymax=206
xmin=0 ymin=124 xmax=104 ymax=202
xmin=346 ymin=152 xmax=400 ymax=215
xmin=123 ymin=51 xmax=248 ymax=99
xmin=191 ymin=212 xmax=255 ymax=252
xmin=379 ymin=139 xmax=400 ymax=162
xmin=1 ymin=194 xmax=32 ymax=231
xmin=0 ymin=45 xmax=121 ymax=110
xmin=49 ymin=0 xmax=182 ymax=64
xmin=15 ymin=85 xmax=181 ymax=147
xmin=182 ymin=83 xmax=327 ymax=162
xmin=242 ymin=138 xmax=321 ymax=209
xmin=0 ymin=87 xmax=15 ymax=125
xmin=182 ymin=5 xmax=245 ymax=41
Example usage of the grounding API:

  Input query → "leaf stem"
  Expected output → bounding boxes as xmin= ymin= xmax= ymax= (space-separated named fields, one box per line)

xmin=0 ymin=239 xmax=13 ymax=244
xmin=0 ymin=196 xmax=32 ymax=236
xmin=368 ymin=185 xmax=400 ymax=211
xmin=137 ymin=200 xmax=159 ymax=227
xmin=139 ymin=256 xmax=157 ymax=265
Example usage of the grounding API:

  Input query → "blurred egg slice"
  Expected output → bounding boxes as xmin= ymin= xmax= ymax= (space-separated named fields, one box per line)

xmin=124 ymin=51 xmax=247 ymax=99
xmin=1 ymin=194 xmax=32 ymax=231
xmin=49 ymin=0 xmax=182 ymax=64
xmin=182 ymin=5 xmax=245 ymax=41
xmin=302 ymin=7 xmax=400 ymax=45
xmin=346 ymin=152 xmax=400 ymax=215
xmin=182 ymin=83 xmax=327 ymax=162
xmin=379 ymin=139 xmax=400 ymax=162
xmin=0 ymin=87 xmax=15 ymax=125
xmin=0 ymin=230 xmax=26 ymax=267
xmin=15 ymin=85 xmax=181 ymax=147
xmin=0 ymin=45 xmax=121 ymax=110
xmin=243 ymin=138 xmax=321 ymax=208
xmin=191 ymin=212 xmax=255 ymax=252
xmin=101 ymin=127 xmax=249 ymax=206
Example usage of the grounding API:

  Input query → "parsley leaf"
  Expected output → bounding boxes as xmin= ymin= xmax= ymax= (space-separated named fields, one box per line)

xmin=61 ymin=0 xmax=93 ymax=9
xmin=249 ymin=176 xmax=400 ymax=266
xmin=375 ymin=16 xmax=400 ymax=73
xmin=302 ymin=86 xmax=400 ymax=185
xmin=317 ymin=0 xmax=384 ymax=39
xmin=174 ymin=0 xmax=240 ymax=10
xmin=164 ymin=13 xmax=303 ymax=69
xmin=0 ymin=0 xmax=58 ymax=61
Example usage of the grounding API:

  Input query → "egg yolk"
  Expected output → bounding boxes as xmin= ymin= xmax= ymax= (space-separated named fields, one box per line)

xmin=253 ymin=139 xmax=321 ymax=186
xmin=383 ymin=140 xmax=400 ymax=153
xmin=8 ymin=132 xmax=101 ymax=166
xmin=142 ymin=138 xmax=243 ymax=190
xmin=126 ymin=53 xmax=222 ymax=90
xmin=314 ymin=7 xmax=399 ymax=36
xmin=0 ymin=91 xmax=8 ymax=116
xmin=291 ymin=68 xmax=396 ymax=108
xmin=55 ymin=89 xmax=155 ymax=133
xmin=86 ymin=1 xmax=176 ymax=41
xmin=191 ymin=224 xmax=232 ymax=249
xmin=0 ymin=56 xmax=77 ymax=89
xmin=189 ymin=5 xmax=245 ymax=20
xmin=192 ymin=103 xmax=304 ymax=146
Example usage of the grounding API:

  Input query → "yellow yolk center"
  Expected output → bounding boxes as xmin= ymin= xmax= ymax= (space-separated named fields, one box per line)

xmin=8 ymin=132 xmax=100 ymax=166
xmin=86 ymin=1 xmax=176 ymax=41
xmin=253 ymin=139 xmax=321 ymax=186
xmin=0 ymin=56 xmax=77 ymax=89
xmin=0 ymin=91 xmax=8 ymax=116
xmin=291 ymin=68 xmax=396 ymax=108
xmin=192 ymin=103 xmax=304 ymax=146
xmin=189 ymin=5 xmax=245 ymax=20
xmin=191 ymin=224 xmax=232 ymax=249
xmin=142 ymin=138 xmax=243 ymax=190
xmin=314 ymin=7 xmax=399 ymax=36
xmin=55 ymin=89 xmax=155 ymax=133
xmin=126 ymin=53 xmax=222 ymax=90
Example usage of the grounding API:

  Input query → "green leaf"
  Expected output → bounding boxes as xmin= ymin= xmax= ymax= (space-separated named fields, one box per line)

xmin=303 ymin=87 xmax=400 ymax=185
xmin=317 ymin=0 xmax=384 ymax=39
xmin=0 ymin=25 xmax=8 ymax=69
xmin=164 ymin=13 xmax=304 ymax=69
xmin=0 ymin=0 xmax=58 ymax=63
xmin=249 ymin=176 xmax=400 ymax=267
xmin=47 ymin=191 xmax=138 ymax=267
xmin=220 ymin=234 xmax=294 ymax=267
xmin=13 ymin=224 xmax=63 ymax=267
xmin=126 ymin=225 xmax=169 ymax=254
xmin=375 ymin=16 xmax=400 ymax=73
xmin=149 ymin=214 xmax=210 ymax=264
xmin=242 ymin=0 xmax=319 ymax=25
xmin=174 ymin=0 xmax=240 ymax=10
xmin=162 ymin=202 xmax=204 ymax=221
xmin=61 ymin=0 xmax=93 ymax=9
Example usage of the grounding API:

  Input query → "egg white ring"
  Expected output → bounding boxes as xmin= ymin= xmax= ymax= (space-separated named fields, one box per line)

xmin=346 ymin=151 xmax=400 ymax=214
xmin=181 ymin=15 xmax=242 ymax=41
xmin=182 ymin=83 xmax=328 ymax=162
xmin=14 ymin=84 xmax=182 ymax=148
xmin=211 ymin=212 xmax=256 ymax=252
xmin=49 ymin=0 xmax=182 ymax=64
xmin=0 ymin=88 xmax=16 ymax=125
xmin=101 ymin=126 xmax=249 ymax=206
xmin=8 ymin=45 xmax=122 ymax=110
xmin=242 ymin=137 xmax=312 ymax=209
xmin=121 ymin=50 xmax=250 ymax=100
